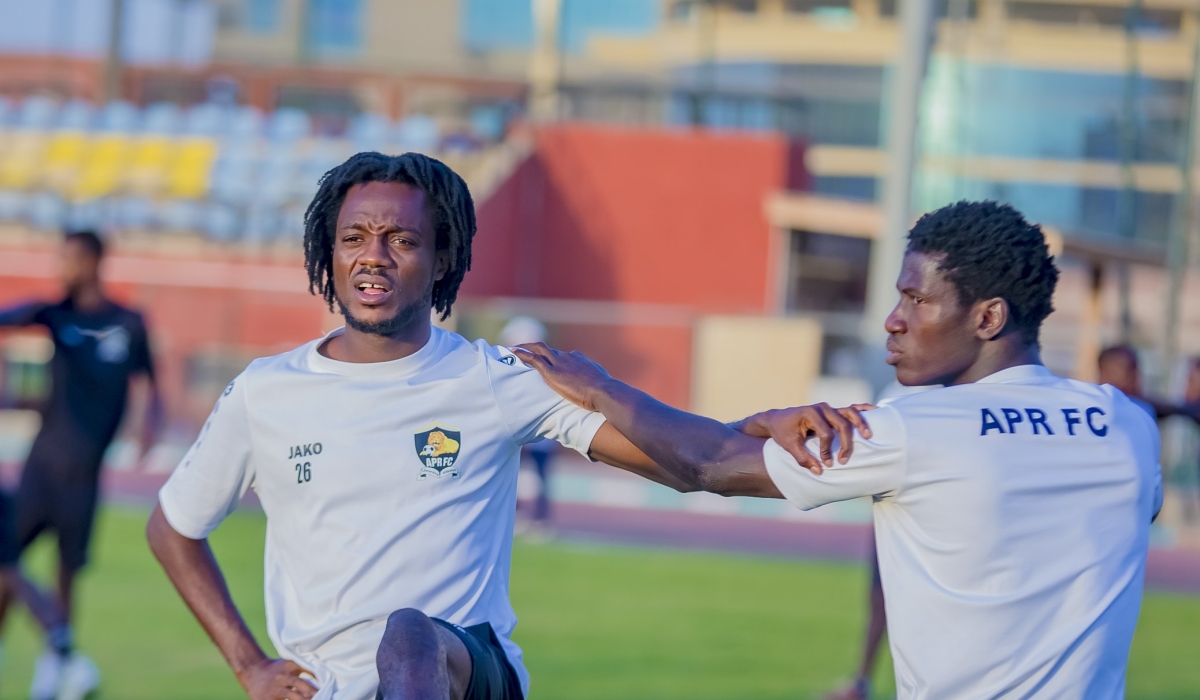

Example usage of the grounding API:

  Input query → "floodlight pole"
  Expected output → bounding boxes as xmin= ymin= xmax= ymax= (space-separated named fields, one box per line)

xmin=861 ymin=0 xmax=936 ymax=391
xmin=529 ymin=0 xmax=564 ymax=123
xmin=1160 ymin=10 xmax=1200 ymax=392
xmin=103 ymin=0 xmax=125 ymax=102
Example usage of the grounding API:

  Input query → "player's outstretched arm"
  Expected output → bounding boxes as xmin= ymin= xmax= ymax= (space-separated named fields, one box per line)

xmin=513 ymin=344 xmax=867 ymax=497
xmin=146 ymin=506 xmax=317 ymax=700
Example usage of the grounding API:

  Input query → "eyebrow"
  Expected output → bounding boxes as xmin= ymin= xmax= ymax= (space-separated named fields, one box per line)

xmin=342 ymin=222 xmax=423 ymax=235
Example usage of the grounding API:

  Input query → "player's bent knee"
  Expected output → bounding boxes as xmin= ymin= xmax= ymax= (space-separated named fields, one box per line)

xmin=383 ymin=608 xmax=436 ymax=639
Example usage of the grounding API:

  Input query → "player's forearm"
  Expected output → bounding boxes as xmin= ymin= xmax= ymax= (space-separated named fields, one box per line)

xmin=589 ymin=378 xmax=772 ymax=497
xmin=146 ymin=506 xmax=268 ymax=677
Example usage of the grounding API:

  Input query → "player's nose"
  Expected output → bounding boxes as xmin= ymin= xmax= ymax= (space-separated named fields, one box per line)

xmin=884 ymin=304 xmax=905 ymax=334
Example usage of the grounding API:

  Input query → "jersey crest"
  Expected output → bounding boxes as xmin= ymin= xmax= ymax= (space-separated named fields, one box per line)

xmin=415 ymin=426 xmax=462 ymax=479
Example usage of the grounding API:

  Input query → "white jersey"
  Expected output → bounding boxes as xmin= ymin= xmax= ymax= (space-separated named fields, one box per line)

xmin=764 ymin=365 xmax=1162 ymax=699
xmin=159 ymin=327 xmax=606 ymax=700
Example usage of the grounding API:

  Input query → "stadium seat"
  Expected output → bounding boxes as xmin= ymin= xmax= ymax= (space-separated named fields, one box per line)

xmin=395 ymin=114 xmax=440 ymax=154
xmin=228 ymin=106 xmax=264 ymax=141
xmin=17 ymin=96 xmax=58 ymax=130
xmin=202 ymin=201 xmax=241 ymax=241
xmin=58 ymin=100 xmax=96 ymax=132
xmin=184 ymin=103 xmax=230 ymax=138
xmin=143 ymin=103 xmax=182 ymax=135
xmin=0 ymin=190 xmax=28 ymax=221
xmin=349 ymin=113 xmax=392 ymax=153
xmin=269 ymin=108 xmax=312 ymax=143
xmin=27 ymin=191 xmax=66 ymax=230
xmin=112 ymin=196 xmax=155 ymax=229
xmin=99 ymin=101 xmax=142 ymax=133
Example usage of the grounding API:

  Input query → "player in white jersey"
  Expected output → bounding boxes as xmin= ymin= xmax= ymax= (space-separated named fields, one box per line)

xmin=146 ymin=153 xmax=691 ymax=700
xmin=515 ymin=201 xmax=1162 ymax=699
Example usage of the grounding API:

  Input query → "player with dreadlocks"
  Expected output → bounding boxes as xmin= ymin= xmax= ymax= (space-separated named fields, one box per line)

xmin=145 ymin=152 xmax=730 ymax=700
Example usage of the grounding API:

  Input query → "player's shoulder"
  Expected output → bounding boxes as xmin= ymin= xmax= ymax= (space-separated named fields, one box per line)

xmin=468 ymin=335 xmax=538 ymax=376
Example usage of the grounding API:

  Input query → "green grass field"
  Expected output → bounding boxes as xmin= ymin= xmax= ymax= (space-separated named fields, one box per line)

xmin=0 ymin=507 xmax=1197 ymax=699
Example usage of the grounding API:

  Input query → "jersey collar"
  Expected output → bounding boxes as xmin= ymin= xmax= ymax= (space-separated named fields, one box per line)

xmin=308 ymin=326 xmax=442 ymax=378
xmin=975 ymin=364 xmax=1055 ymax=384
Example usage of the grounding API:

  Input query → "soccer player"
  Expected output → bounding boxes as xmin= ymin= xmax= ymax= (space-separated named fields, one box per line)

xmin=515 ymin=201 xmax=1162 ymax=698
xmin=0 ymin=230 xmax=162 ymax=699
xmin=146 ymin=152 xmax=707 ymax=700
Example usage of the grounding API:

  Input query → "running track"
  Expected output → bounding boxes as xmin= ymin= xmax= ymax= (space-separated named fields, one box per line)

xmin=101 ymin=470 xmax=1200 ymax=595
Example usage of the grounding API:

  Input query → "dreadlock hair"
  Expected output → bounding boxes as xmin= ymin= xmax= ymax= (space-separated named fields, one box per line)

xmin=303 ymin=151 xmax=475 ymax=320
xmin=907 ymin=201 xmax=1059 ymax=347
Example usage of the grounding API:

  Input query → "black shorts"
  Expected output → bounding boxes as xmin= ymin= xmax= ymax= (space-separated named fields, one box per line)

xmin=14 ymin=464 xmax=100 ymax=572
xmin=376 ymin=620 xmax=523 ymax=700
xmin=0 ymin=491 xmax=19 ymax=568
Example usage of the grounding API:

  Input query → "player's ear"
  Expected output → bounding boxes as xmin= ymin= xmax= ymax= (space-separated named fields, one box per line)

xmin=433 ymin=250 xmax=450 ymax=282
xmin=976 ymin=297 xmax=1008 ymax=341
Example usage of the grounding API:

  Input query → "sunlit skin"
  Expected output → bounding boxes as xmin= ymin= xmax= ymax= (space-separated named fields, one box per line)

xmin=884 ymin=251 xmax=1041 ymax=387
xmin=321 ymin=181 xmax=449 ymax=364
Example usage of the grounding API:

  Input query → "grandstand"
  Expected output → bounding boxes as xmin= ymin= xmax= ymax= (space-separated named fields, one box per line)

xmin=0 ymin=97 xmax=525 ymax=247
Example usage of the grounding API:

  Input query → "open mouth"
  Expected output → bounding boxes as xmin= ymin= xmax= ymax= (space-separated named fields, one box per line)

xmin=352 ymin=277 xmax=394 ymax=305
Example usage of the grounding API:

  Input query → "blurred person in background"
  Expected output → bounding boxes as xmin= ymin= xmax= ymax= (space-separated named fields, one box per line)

xmin=499 ymin=316 xmax=556 ymax=532
xmin=1095 ymin=345 xmax=1189 ymax=420
xmin=0 ymin=230 xmax=161 ymax=700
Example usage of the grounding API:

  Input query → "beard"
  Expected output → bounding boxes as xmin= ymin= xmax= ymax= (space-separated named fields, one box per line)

xmin=337 ymin=287 xmax=433 ymax=338
xmin=338 ymin=294 xmax=432 ymax=338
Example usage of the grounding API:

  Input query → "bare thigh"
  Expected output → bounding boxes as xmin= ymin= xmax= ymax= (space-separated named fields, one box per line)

xmin=436 ymin=622 xmax=474 ymax=700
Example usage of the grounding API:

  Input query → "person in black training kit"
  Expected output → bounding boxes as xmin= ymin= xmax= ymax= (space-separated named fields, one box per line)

xmin=0 ymin=230 xmax=161 ymax=700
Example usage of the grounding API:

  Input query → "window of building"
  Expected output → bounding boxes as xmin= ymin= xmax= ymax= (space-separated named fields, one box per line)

xmin=1007 ymin=2 xmax=1180 ymax=32
xmin=879 ymin=0 xmax=976 ymax=18
xmin=246 ymin=0 xmax=282 ymax=34
xmin=785 ymin=0 xmax=853 ymax=13
xmin=306 ymin=0 xmax=365 ymax=55
xmin=784 ymin=230 xmax=871 ymax=314
xmin=670 ymin=0 xmax=698 ymax=19
xmin=726 ymin=0 xmax=759 ymax=12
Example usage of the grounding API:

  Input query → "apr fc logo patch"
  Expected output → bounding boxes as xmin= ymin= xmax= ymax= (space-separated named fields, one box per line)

xmin=415 ymin=427 xmax=462 ymax=479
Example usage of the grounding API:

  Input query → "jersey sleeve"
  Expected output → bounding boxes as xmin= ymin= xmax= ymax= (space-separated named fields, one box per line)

xmin=0 ymin=301 xmax=50 ymax=327
xmin=127 ymin=312 xmax=155 ymax=378
xmin=485 ymin=345 xmax=607 ymax=458
xmin=158 ymin=374 xmax=255 ymax=539
xmin=763 ymin=405 xmax=908 ymax=511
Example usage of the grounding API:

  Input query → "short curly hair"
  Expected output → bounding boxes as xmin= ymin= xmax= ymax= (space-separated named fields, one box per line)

xmin=907 ymin=201 xmax=1059 ymax=346
xmin=303 ymin=152 xmax=475 ymax=320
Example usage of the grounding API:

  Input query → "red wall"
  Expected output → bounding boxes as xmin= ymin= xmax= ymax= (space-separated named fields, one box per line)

xmin=466 ymin=123 xmax=805 ymax=311
xmin=465 ymin=123 xmax=808 ymax=407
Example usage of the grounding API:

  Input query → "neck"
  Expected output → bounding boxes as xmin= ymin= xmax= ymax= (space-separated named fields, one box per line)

xmin=944 ymin=338 xmax=1043 ymax=387
xmin=69 ymin=283 xmax=107 ymax=313
xmin=322 ymin=317 xmax=433 ymax=364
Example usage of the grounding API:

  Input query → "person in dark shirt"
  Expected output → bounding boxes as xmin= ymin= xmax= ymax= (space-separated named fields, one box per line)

xmin=0 ymin=230 xmax=161 ymax=700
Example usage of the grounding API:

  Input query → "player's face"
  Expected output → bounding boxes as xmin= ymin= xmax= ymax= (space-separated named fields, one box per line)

xmin=331 ymin=181 xmax=448 ymax=336
xmin=1185 ymin=362 xmax=1200 ymax=403
xmin=884 ymin=252 xmax=981 ymax=386
xmin=59 ymin=239 xmax=99 ymax=294
xmin=1098 ymin=353 xmax=1142 ymax=397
